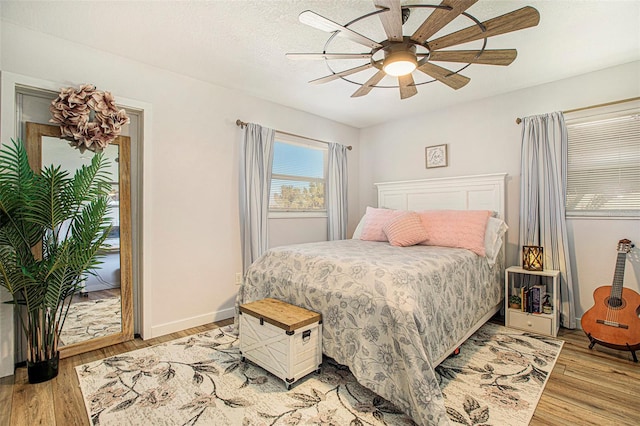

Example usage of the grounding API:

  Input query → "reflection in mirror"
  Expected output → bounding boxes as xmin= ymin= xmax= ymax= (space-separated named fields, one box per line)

xmin=41 ymin=137 xmax=123 ymax=346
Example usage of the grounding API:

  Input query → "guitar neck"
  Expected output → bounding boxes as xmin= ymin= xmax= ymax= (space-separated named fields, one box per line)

xmin=611 ymin=252 xmax=628 ymax=298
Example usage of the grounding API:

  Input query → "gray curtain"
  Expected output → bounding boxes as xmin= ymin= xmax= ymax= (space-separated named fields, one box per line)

xmin=520 ymin=112 xmax=576 ymax=328
xmin=326 ymin=143 xmax=348 ymax=240
xmin=239 ymin=123 xmax=275 ymax=274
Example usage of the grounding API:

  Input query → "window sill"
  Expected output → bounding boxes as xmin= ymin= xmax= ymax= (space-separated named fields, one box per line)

xmin=566 ymin=214 xmax=640 ymax=220
xmin=269 ymin=211 xmax=327 ymax=219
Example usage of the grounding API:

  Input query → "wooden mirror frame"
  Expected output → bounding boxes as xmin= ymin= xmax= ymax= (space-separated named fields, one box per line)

xmin=25 ymin=122 xmax=134 ymax=358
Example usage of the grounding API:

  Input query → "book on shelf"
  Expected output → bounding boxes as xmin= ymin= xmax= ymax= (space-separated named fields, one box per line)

xmin=519 ymin=285 xmax=547 ymax=314
xmin=530 ymin=285 xmax=541 ymax=313
xmin=532 ymin=284 xmax=546 ymax=314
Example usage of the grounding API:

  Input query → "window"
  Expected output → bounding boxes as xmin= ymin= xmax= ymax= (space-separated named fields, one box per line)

xmin=565 ymin=100 xmax=640 ymax=217
xmin=269 ymin=133 xmax=327 ymax=214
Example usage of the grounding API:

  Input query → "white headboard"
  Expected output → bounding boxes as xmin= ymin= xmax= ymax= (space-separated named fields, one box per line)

xmin=375 ymin=173 xmax=507 ymax=218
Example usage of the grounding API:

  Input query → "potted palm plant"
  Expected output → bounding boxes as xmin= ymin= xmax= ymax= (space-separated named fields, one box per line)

xmin=0 ymin=139 xmax=112 ymax=383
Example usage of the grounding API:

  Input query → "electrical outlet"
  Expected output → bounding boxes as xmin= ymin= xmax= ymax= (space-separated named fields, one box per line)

xmin=235 ymin=272 xmax=242 ymax=286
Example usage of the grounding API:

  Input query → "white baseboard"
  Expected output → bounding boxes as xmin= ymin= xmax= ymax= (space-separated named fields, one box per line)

xmin=149 ymin=307 xmax=235 ymax=339
xmin=573 ymin=316 xmax=583 ymax=331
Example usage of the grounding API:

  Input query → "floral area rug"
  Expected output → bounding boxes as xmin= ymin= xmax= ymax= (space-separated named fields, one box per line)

xmin=436 ymin=322 xmax=562 ymax=425
xmin=60 ymin=296 xmax=122 ymax=346
xmin=77 ymin=322 xmax=562 ymax=426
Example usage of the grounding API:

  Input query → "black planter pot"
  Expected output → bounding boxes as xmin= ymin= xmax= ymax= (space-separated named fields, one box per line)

xmin=27 ymin=352 xmax=59 ymax=384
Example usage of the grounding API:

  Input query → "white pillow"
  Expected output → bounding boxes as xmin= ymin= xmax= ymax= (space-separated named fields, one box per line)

xmin=484 ymin=217 xmax=508 ymax=265
xmin=351 ymin=212 xmax=367 ymax=239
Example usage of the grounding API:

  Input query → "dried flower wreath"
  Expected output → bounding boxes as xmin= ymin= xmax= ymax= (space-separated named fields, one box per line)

xmin=49 ymin=84 xmax=130 ymax=152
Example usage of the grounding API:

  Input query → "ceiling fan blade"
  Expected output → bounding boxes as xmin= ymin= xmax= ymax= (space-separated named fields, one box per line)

xmin=398 ymin=74 xmax=418 ymax=99
xmin=351 ymin=70 xmax=386 ymax=97
xmin=428 ymin=49 xmax=517 ymax=65
xmin=309 ymin=63 xmax=374 ymax=84
xmin=299 ymin=10 xmax=383 ymax=49
xmin=417 ymin=61 xmax=470 ymax=90
xmin=374 ymin=0 xmax=404 ymax=42
xmin=428 ymin=6 xmax=540 ymax=51
xmin=286 ymin=53 xmax=372 ymax=60
xmin=411 ymin=0 xmax=478 ymax=44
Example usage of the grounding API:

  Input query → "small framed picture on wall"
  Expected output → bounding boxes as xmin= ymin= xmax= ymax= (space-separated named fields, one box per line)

xmin=425 ymin=144 xmax=448 ymax=168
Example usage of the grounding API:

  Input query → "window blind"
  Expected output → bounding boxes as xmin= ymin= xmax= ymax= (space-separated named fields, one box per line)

xmin=566 ymin=108 xmax=640 ymax=217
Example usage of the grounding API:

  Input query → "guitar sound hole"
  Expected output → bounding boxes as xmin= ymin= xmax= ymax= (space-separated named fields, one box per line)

xmin=607 ymin=297 xmax=624 ymax=308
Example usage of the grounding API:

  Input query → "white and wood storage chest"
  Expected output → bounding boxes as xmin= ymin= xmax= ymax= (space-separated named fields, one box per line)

xmin=239 ymin=298 xmax=322 ymax=389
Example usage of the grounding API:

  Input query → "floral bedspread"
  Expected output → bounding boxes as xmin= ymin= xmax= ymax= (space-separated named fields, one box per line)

xmin=237 ymin=239 xmax=503 ymax=426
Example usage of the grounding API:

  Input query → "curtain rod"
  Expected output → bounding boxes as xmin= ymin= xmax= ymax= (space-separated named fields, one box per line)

xmin=515 ymin=97 xmax=640 ymax=124
xmin=236 ymin=119 xmax=352 ymax=150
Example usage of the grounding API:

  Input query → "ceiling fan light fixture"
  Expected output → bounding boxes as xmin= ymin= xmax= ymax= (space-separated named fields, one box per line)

xmin=383 ymin=49 xmax=417 ymax=77
xmin=291 ymin=3 xmax=541 ymax=98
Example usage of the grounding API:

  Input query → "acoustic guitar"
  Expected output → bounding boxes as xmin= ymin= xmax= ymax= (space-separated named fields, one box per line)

xmin=581 ymin=239 xmax=640 ymax=362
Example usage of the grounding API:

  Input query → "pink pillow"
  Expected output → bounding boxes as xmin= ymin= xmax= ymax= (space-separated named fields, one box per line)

xmin=360 ymin=207 xmax=405 ymax=242
xmin=383 ymin=212 xmax=429 ymax=247
xmin=418 ymin=210 xmax=491 ymax=256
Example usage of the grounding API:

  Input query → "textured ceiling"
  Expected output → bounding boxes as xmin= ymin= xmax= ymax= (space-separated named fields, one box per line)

xmin=1 ymin=1 xmax=639 ymax=128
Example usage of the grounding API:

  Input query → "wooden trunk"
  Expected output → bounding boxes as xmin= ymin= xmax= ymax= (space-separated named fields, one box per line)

xmin=239 ymin=298 xmax=322 ymax=389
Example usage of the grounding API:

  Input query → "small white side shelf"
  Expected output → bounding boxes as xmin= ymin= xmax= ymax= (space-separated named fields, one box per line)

xmin=505 ymin=266 xmax=560 ymax=337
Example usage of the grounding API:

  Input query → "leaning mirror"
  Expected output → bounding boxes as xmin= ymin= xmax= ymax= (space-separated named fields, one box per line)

xmin=25 ymin=122 xmax=134 ymax=357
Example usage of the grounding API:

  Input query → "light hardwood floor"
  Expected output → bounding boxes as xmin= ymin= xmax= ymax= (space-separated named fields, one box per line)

xmin=1 ymin=317 xmax=638 ymax=426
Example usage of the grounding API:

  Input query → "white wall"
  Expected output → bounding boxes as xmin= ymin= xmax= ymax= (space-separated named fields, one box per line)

xmin=0 ymin=22 xmax=359 ymax=377
xmin=358 ymin=61 xmax=640 ymax=323
xmin=269 ymin=217 xmax=328 ymax=249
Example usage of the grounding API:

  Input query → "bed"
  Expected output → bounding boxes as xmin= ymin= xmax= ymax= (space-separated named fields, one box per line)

xmin=237 ymin=173 xmax=507 ymax=426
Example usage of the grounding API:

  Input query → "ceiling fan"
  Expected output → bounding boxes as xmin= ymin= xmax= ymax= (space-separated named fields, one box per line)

xmin=286 ymin=0 xmax=540 ymax=99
